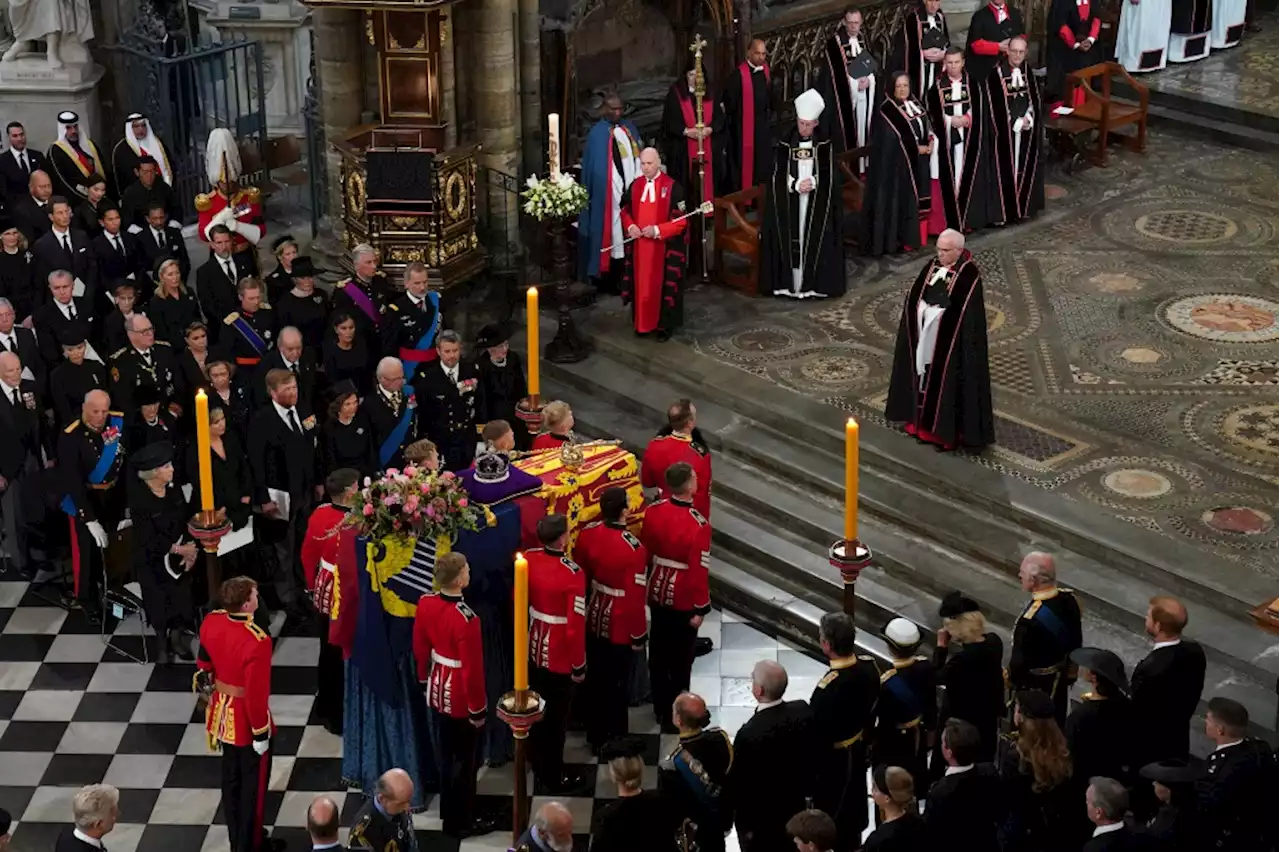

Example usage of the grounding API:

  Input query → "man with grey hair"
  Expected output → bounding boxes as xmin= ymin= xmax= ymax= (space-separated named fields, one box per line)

xmin=362 ymin=355 xmax=417 ymax=469
xmin=33 ymin=267 xmax=95 ymax=369
xmin=1083 ymin=776 xmax=1137 ymax=849
xmin=333 ymin=243 xmax=391 ymax=350
xmin=109 ymin=310 xmax=180 ymax=415
xmin=1010 ymin=550 xmax=1082 ymax=724
xmin=0 ymin=297 xmax=42 ymax=384
xmin=0 ymin=349 xmax=42 ymax=576
xmin=58 ymin=783 xmax=119 ymax=850
xmin=729 ymin=660 xmax=817 ymax=852
xmin=349 ymin=768 xmax=416 ymax=851
xmin=516 ymin=800 xmax=574 ymax=852
xmin=385 ymin=260 xmax=445 ymax=380
xmin=985 ymin=35 xmax=1044 ymax=224
xmin=254 ymin=325 xmax=319 ymax=410
xmin=413 ymin=328 xmax=482 ymax=470
xmin=619 ymin=146 xmax=689 ymax=339
xmin=884 ymin=226 xmax=994 ymax=451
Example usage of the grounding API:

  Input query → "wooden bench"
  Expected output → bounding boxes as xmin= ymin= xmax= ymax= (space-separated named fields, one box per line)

xmin=1062 ymin=61 xmax=1149 ymax=167
xmin=712 ymin=185 xmax=763 ymax=296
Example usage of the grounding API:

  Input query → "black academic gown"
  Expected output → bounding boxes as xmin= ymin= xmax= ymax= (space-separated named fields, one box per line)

xmin=885 ymin=250 xmax=995 ymax=450
xmin=476 ymin=350 xmax=529 ymax=449
xmin=714 ymin=62 xmax=772 ymax=194
xmin=1046 ymin=0 xmax=1104 ymax=100
xmin=891 ymin=7 xmax=953 ymax=99
xmin=759 ymin=129 xmax=844 ymax=299
xmin=986 ymin=62 xmax=1045 ymax=223
xmin=965 ymin=3 xmax=1028 ymax=81
xmin=860 ymin=97 xmax=933 ymax=256
xmin=1171 ymin=0 xmax=1212 ymax=35
xmin=821 ymin=30 xmax=879 ymax=156
xmin=926 ymin=71 xmax=999 ymax=232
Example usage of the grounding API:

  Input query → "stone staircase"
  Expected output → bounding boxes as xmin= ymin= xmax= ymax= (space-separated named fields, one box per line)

xmin=523 ymin=312 xmax=1279 ymax=750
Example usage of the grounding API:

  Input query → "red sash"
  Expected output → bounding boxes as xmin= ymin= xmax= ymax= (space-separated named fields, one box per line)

xmin=739 ymin=62 xmax=771 ymax=190
xmin=678 ymin=91 xmax=715 ymax=211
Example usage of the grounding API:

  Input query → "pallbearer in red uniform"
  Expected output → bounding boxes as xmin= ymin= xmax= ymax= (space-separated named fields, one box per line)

xmin=575 ymin=487 xmax=649 ymax=751
xmin=641 ymin=398 xmax=712 ymax=519
xmin=526 ymin=514 xmax=590 ymax=794
xmin=412 ymin=553 xmax=499 ymax=838
xmin=641 ymin=462 xmax=711 ymax=733
xmin=194 ymin=577 xmax=276 ymax=852
xmin=196 ymin=129 xmax=265 ymax=274
xmin=620 ymin=148 xmax=689 ymax=342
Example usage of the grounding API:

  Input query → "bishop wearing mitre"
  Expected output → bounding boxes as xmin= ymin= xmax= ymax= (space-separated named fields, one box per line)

xmin=620 ymin=148 xmax=690 ymax=341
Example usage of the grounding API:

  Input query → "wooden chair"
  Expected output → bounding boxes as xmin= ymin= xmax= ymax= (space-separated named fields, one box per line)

xmin=1063 ymin=62 xmax=1149 ymax=167
xmin=837 ymin=147 xmax=868 ymax=246
xmin=712 ymin=185 xmax=764 ymax=296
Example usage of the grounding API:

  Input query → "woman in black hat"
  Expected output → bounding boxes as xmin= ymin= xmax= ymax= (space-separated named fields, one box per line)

xmin=474 ymin=321 xmax=529 ymax=450
xmin=1065 ymin=647 xmax=1135 ymax=791
xmin=1139 ymin=759 xmax=1205 ymax=852
xmin=275 ymin=255 xmax=330 ymax=354
xmin=590 ymin=737 xmax=679 ymax=852
xmin=265 ymin=234 xmax=299 ymax=304
xmin=933 ymin=592 xmax=1005 ymax=768
xmin=206 ymin=359 xmax=253 ymax=447
xmin=865 ymin=765 xmax=928 ymax=851
xmin=999 ymin=689 xmax=1089 ymax=852
xmin=322 ymin=311 xmax=373 ymax=397
xmin=321 ymin=380 xmax=377 ymax=479
xmin=0 ymin=216 xmax=36 ymax=322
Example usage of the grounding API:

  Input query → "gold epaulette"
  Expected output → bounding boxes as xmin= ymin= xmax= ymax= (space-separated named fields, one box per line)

xmin=109 ymin=410 xmax=124 ymax=417
xmin=817 ymin=670 xmax=839 ymax=689
xmin=109 ymin=347 xmax=127 ymax=360
xmin=243 ymin=620 xmax=269 ymax=642
xmin=880 ymin=669 xmax=897 ymax=684
xmin=224 ymin=312 xmax=241 ymax=325
xmin=195 ymin=193 xmax=212 ymax=212
xmin=64 ymin=419 xmax=81 ymax=433
xmin=1022 ymin=599 xmax=1043 ymax=620
xmin=336 ymin=278 xmax=350 ymax=289
xmin=388 ymin=302 xmax=399 ymax=311
xmin=154 ymin=339 xmax=171 ymax=347
xmin=245 ymin=186 xmax=262 ymax=204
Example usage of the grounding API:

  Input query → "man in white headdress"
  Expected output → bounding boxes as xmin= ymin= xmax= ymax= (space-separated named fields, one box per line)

xmin=2 ymin=0 xmax=94 ymax=69
xmin=759 ymin=89 xmax=845 ymax=301
xmin=1115 ymin=0 xmax=1173 ymax=72
xmin=112 ymin=113 xmax=175 ymax=194
xmin=196 ymin=128 xmax=265 ymax=273
xmin=45 ymin=110 xmax=104 ymax=204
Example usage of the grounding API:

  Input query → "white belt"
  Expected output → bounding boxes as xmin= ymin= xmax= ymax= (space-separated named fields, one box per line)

xmin=591 ymin=580 xmax=625 ymax=597
xmin=318 ymin=558 xmax=336 ymax=575
xmin=653 ymin=557 xmax=688 ymax=570
xmin=431 ymin=651 xmax=461 ymax=668
xmin=530 ymin=607 xmax=568 ymax=625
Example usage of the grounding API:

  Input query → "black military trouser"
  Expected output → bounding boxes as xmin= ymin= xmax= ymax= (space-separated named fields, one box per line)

xmin=649 ymin=605 xmax=697 ymax=725
xmin=872 ymin=724 xmax=928 ymax=803
xmin=222 ymin=742 xmax=271 ymax=852
xmin=585 ymin=636 xmax=633 ymax=749
xmin=814 ymin=740 xmax=869 ymax=852
xmin=438 ymin=435 xmax=476 ymax=472
xmin=1014 ymin=667 xmax=1069 ymax=725
xmin=314 ymin=610 xmax=344 ymax=731
xmin=529 ymin=665 xmax=574 ymax=786
xmin=432 ymin=708 xmax=479 ymax=834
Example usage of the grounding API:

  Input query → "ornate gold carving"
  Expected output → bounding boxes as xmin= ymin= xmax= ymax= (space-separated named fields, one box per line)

xmin=470 ymin=233 xmax=479 ymax=249
xmin=439 ymin=14 xmax=449 ymax=44
xmin=390 ymin=215 xmax=424 ymax=230
xmin=428 ymin=246 xmax=440 ymax=266
xmin=388 ymin=245 xmax=427 ymax=263
xmin=365 ymin=12 xmax=375 ymax=45
xmin=345 ymin=169 xmax=367 ymax=220
xmin=444 ymin=170 xmax=468 ymax=223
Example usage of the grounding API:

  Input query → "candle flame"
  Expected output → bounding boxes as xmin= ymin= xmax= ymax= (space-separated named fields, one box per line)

xmin=847 ymin=417 xmax=857 ymax=427
xmin=526 ymin=287 xmax=537 ymax=297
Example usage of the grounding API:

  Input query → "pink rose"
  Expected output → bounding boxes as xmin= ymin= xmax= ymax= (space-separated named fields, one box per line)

xmin=426 ymin=506 xmax=438 ymax=519
xmin=386 ymin=468 xmax=399 ymax=477
xmin=405 ymin=495 xmax=420 ymax=512
xmin=420 ymin=483 xmax=431 ymax=493
xmin=457 ymin=498 xmax=469 ymax=508
xmin=362 ymin=503 xmax=374 ymax=516
xmin=441 ymin=471 xmax=456 ymax=481
xmin=383 ymin=494 xmax=399 ymax=506
xmin=404 ymin=466 xmax=418 ymax=477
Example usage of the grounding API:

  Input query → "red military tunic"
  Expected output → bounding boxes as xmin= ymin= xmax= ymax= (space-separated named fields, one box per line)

xmin=641 ymin=497 xmax=711 ymax=615
xmin=196 ymin=186 xmax=265 ymax=255
xmin=575 ymin=520 xmax=649 ymax=646
xmin=301 ymin=503 xmax=345 ymax=616
xmin=526 ymin=547 xmax=587 ymax=676
xmin=196 ymin=610 xmax=274 ymax=748
xmin=413 ymin=592 xmax=487 ymax=721
xmin=531 ymin=432 xmax=571 ymax=452
xmin=620 ymin=173 xmax=689 ymax=334
xmin=641 ymin=431 xmax=712 ymax=519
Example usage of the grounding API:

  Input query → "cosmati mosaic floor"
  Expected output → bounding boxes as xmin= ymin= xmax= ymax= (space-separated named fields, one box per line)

xmin=1141 ymin=13 xmax=1279 ymax=119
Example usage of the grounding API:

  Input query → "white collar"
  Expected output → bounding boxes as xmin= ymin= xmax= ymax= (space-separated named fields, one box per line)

xmin=944 ymin=764 xmax=973 ymax=776
xmin=0 ymin=378 xmax=19 ymax=396
xmin=442 ymin=361 xmax=458 ymax=376
xmin=408 ymin=291 xmax=424 ymax=306
xmin=1092 ymin=823 xmax=1125 ymax=837
xmin=272 ymin=400 xmax=297 ymax=423
xmin=755 ymin=698 xmax=784 ymax=712
xmin=1152 ymin=639 xmax=1181 ymax=650
xmin=57 ymin=299 xmax=75 ymax=315
xmin=32 ymin=196 xmax=45 ymax=206
xmin=281 ymin=357 xmax=297 ymax=370
xmin=1215 ymin=738 xmax=1244 ymax=752
xmin=747 ymin=61 xmax=764 ymax=72
xmin=52 ymin=226 xmax=70 ymax=238
xmin=73 ymin=829 xmax=104 ymax=848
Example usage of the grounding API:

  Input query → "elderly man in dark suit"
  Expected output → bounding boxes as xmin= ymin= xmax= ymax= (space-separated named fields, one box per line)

xmin=515 ymin=800 xmax=575 ymax=852
xmin=0 ymin=350 xmax=43 ymax=576
xmin=252 ymin=326 xmax=321 ymax=412
xmin=56 ymin=784 xmax=120 ymax=851
xmin=0 ymin=297 xmax=44 ymax=391
xmin=33 ymin=269 xmax=97 ymax=369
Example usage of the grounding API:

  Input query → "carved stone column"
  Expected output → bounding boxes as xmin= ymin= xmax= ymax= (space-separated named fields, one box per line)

xmin=313 ymin=6 xmax=364 ymax=241
xmin=441 ymin=10 xmax=457 ymax=149
xmin=519 ymin=0 xmax=541 ymax=176
xmin=471 ymin=0 xmax=520 ymax=249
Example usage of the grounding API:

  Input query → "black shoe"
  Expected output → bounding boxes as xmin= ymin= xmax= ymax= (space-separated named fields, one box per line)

xmin=655 ymin=330 xmax=672 ymax=342
xmin=280 ymin=615 xmax=311 ymax=637
xmin=446 ymin=812 xmax=504 ymax=838
xmin=694 ymin=637 xmax=714 ymax=657
xmin=168 ymin=628 xmax=195 ymax=662
xmin=264 ymin=837 xmax=287 ymax=852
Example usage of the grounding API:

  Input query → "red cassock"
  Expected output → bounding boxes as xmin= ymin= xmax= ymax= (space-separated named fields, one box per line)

xmin=641 ymin=497 xmax=711 ymax=615
xmin=196 ymin=187 xmax=265 ymax=255
xmin=620 ymin=174 xmax=689 ymax=334
xmin=526 ymin=547 xmax=587 ymax=676
xmin=300 ymin=503 xmax=345 ymax=615
xmin=196 ymin=611 xmax=275 ymax=747
xmin=640 ymin=432 xmax=713 ymax=519
xmin=413 ymin=592 xmax=487 ymax=721
xmin=575 ymin=521 xmax=649 ymax=646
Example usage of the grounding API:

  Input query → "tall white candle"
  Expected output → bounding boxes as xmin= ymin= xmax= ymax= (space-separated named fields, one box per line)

xmin=548 ymin=113 xmax=561 ymax=179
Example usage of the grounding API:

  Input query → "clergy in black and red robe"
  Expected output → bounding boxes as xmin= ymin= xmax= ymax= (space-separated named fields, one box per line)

xmin=713 ymin=38 xmax=772 ymax=195
xmin=1047 ymin=0 xmax=1103 ymax=103
xmin=661 ymin=66 xmax=715 ymax=211
xmin=986 ymin=39 xmax=1045 ymax=223
xmin=885 ymin=230 xmax=994 ymax=452
xmin=620 ymin=149 xmax=689 ymax=340
xmin=1168 ymin=0 xmax=1212 ymax=61
xmin=760 ymin=90 xmax=845 ymax=300
xmin=965 ymin=0 xmax=1027 ymax=81
xmin=821 ymin=9 xmax=878 ymax=172
xmin=890 ymin=0 xmax=952 ymax=99
xmin=925 ymin=49 xmax=998 ymax=234
xmin=860 ymin=73 xmax=936 ymax=257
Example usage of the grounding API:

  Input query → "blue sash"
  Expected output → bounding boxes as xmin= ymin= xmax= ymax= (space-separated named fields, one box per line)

xmin=885 ymin=671 xmax=922 ymax=720
xmin=61 ymin=414 xmax=124 ymax=516
xmin=378 ymin=386 xmax=416 ymax=468
xmin=227 ymin=312 xmax=268 ymax=355
xmin=673 ymin=748 xmax=722 ymax=820
xmin=402 ymin=292 xmax=442 ymax=380
xmin=1033 ymin=599 xmax=1071 ymax=651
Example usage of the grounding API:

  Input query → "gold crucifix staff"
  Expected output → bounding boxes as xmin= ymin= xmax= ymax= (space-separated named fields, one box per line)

xmin=690 ymin=34 xmax=713 ymax=281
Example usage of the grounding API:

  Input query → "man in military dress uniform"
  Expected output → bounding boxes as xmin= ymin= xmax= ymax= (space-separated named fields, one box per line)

xmin=109 ymin=314 xmax=182 ymax=417
xmin=642 ymin=462 xmax=712 ymax=733
xmin=221 ymin=278 xmax=276 ymax=388
xmin=57 ymin=389 xmax=125 ymax=617
xmin=413 ymin=330 xmax=483 ymax=472
xmin=1009 ymin=551 xmax=1082 ymax=724
xmin=349 ymin=769 xmax=418 ymax=852
xmin=196 ymin=129 xmax=265 ymax=274
xmin=194 ymin=576 xmax=280 ymax=852
xmin=874 ymin=617 xmax=937 ymax=795
xmin=641 ymin=398 xmax=712 ymax=519
xmin=363 ymin=357 xmax=418 ymax=471
xmin=384 ymin=261 xmax=444 ymax=382
xmin=526 ymin=514 xmax=590 ymax=795
xmin=658 ymin=692 xmax=733 ymax=852
xmin=1198 ymin=697 xmax=1278 ymax=852
xmin=575 ymin=486 xmax=649 ymax=751
xmin=332 ymin=245 xmax=392 ymax=356
xmin=811 ymin=611 xmax=880 ymax=851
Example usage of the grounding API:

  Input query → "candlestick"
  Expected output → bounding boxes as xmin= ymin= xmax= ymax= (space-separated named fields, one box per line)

xmin=548 ymin=113 xmax=561 ymax=179
xmin=844 ymin=418 xmax=858 ymax=542
xmin=195 ymin=390 xmax=214 ymax=512
xmin=526 ymin=286 xmax=540 ymax=401
xmin=514 ymin=551 xmax=529 ymax=691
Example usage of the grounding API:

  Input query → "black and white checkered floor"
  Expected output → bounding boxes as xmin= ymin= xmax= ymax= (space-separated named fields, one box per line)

xmin=0 ymin=578 xmax=838 ymax=851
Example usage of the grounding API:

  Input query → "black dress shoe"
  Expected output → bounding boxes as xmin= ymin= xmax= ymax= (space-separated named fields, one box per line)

xmin=694 ymin=637 xmax=714 ymax=657
xmin=446 ymin=812 xmax=504 ymax=838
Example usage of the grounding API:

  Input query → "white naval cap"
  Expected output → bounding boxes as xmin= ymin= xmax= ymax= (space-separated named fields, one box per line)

xmin=794 ymin=88 xmax=826 ymax=122
xmin=884 ymin=617 xmax=922 ymax=651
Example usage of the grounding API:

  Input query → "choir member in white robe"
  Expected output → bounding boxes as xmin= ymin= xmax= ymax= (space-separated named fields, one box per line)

xmin=821 ymin=8 xmax=877 ymax=173
xmin=1116 ymin=0 xmax=1173 ymax=71
xmin=1210 ymin=0 xmax=1245 ymax=47
xmin=1168 ymin=0 xmax=1212 ymax=61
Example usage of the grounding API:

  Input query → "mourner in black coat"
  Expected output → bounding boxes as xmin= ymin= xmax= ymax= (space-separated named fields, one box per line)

xmin=474 ymin=322 xmax=529 ymax=448
xmin=889 ymin=0 xmax=952 ymax=99
xmin=926 ymin=719 xmax=1004 ymax=851
xmin=1138 ymin=759 xmax=1205 ymax=852
xmin=1130 ymin=597 xmax=1207 ymax=767
xmin=932 ymin=593 xmax=1004 ymax=766
xmin=9 ymin=186 xmax=53 ymax=245
xmin=33 ymin=286 xmax=96 ymax=369
xmin=91 ymin=209 xmax=146 ymax=295
xmin=48 ymin=331 xmax=109 ymax=429
xmin=135 ymin=204 xmax=190 ymax=285
xmin=964 ymin=0 xmax=1028 ymax=81
xmin=925 ymin=50 xmax=1000 ymax=233
xmin=0 ymin=313 xmax=43 ymax=392
xmin=0 ymin=135 xmax=46 ymax=202
xmin=1066 ymin=648 xmax=1135 ymax=787
xmin=32 ymin=212 xmax=98 ymax=309
xmin=861 ymin=76 xmax=935 ymax=256
xmin=0 ymin=227 xmax=38 ymax=322
xmin=196 ymin=229 xmax=255 ymax=344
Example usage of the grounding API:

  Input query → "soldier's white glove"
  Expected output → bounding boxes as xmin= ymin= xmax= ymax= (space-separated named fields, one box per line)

xmin=127 ymin=224 xmax=144 ymax=235
xmin=252 ymin=737 xmax=269 ymax=756
xmin=211 ymin=207 xmax=234 ymax=227
xmin=225 ymin=217 xmax=240 ymax=233
xmin=86 ymin=520 xmax=109 ymax=549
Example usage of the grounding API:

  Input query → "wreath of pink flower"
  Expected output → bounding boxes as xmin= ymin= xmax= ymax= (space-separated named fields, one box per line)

xmin=346 ymin=467 xmax=484 ymax=542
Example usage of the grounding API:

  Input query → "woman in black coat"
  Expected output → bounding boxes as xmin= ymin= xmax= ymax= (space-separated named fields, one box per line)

xmin=861 ymin=72 xmax=936 ymax=256
xmin=1139 ymin=759 xmax=1205 ymax=852
xmin=176 ymin=321 xmax=214 ymax=397
xmin=933 ymin=592 xmax=1005 ymax=767
xmin=149 ymin=258 xmax=202 ymax=350
xmin=322 ymin=311 xmax=372 ymax=397
xmin=206 ymin=359 xmax=252 ymax=448
xmin=998 ymin=691 xmax=1089 ymax=852
xmin=321 ymin=381 xmax=377 ymax=478
xmin=73 ymin=174 xmax=112 ymax=238
xmin=865 ymin=765 xmax=929 ymax=852
xmin=0 ymin=220 xmax=36 ymax=321
xmin=185 ymin=404 xmax=258 ymax=610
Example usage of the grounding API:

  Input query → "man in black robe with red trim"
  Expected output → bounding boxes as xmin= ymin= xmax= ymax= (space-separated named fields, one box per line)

xmin=661 ymin=62 xmax=714 ymax=212
xmin=821 ymin=8 xmax=878 ymax=172
xmin=892 ymin=0 xmax=952 ymax=99
xmin=986 ymin=37 xmax=1045 ymax=224
xmin=965 ymin=0 xmax=1027 ymax=81
xmin=925 ymin=48 xmax=998 ymax=233
xmin=860 ymin=74 xmax=936 ymax=256
xmin=713 ymin=38 xmax=772 ymax=195
xmin=885 ymin=228 xmax=994 ymax=452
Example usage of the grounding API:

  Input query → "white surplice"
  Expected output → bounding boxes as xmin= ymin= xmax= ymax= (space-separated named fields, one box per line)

xmin=608 ymin=126 xmax=641 ymax=261
xmin=1211 ymin=0 xmax=1245 ymax=47
xmin=1116 ymin=0 xmax=1173 ymax=71
xmin=915 ymin=265 xmax=952 ymax=377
